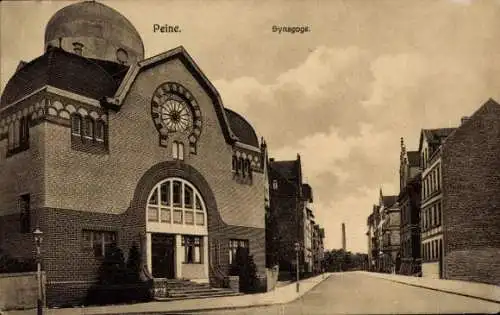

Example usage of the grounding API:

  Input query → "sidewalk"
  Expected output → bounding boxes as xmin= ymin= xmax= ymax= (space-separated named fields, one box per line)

xmin=359 ymin=271 xmax=500 ymax=303
xmin=4 ymin=273 xmax=332 ymax=315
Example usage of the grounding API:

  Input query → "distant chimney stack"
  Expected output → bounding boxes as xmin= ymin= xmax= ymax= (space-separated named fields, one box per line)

xmin=461 ymin=116 xmax=470 ymax=125
xmin=342 ymin=223 xmax=346 ymax=251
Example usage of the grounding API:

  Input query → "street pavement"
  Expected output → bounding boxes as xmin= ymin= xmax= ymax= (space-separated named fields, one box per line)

xmin=192 ymin=272 xmax=500 ymax=314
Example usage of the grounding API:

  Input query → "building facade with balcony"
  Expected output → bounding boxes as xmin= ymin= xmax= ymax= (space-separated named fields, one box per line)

xmin=0 ymin=0 xmax=269 ymax=305
xmin=398 ymin=138 xmax=422 ymax=275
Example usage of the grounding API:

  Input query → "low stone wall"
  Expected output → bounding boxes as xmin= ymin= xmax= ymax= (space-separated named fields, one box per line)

xmin=266 ymin=266 xmax=279 ymax=291
xmin=0 ymin=272 xmax=45 ymax=311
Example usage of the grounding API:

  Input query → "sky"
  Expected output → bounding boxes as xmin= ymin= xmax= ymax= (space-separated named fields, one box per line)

xmin=2 ymin=0 xmax=500 ymax=254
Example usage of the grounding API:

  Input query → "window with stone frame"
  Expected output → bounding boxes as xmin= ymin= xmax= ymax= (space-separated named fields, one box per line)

xmin=182 ymin=235 xmax=202 ymax=264
xmin=71 ymin=114 xmax=82 ymax=136
xmin=19 ymin=194 xmax=30 ymax=234
xmin=82 ymin=230 xmax=117 ymax=257
xmin=95 ymin=120 xmax=105 ymax=142
xmin=84 ymin=116 xmax=94 ymax=139
xmin=6 ymin=117 xmax=30 ymax=157
xmin=272 ymin=179 xmax=278 ymax=190
xmin=232 ymin=154 xmax=238 ymax=173
xmin=172 ymin=141 xmax=184 ymax=160
xmin=229 ymin=239 xmax=249 ymax=264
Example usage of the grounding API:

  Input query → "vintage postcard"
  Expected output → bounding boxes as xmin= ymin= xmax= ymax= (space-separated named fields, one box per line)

xmin=0 ymin=0 xmax=499 ymax=314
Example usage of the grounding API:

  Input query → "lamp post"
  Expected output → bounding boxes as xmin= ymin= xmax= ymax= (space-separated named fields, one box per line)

xmin=379 ymin=250 xmax=384 ymax=273
xmin=294 ymin=242 xmax=300 ymax=293
xmin=33 ymin=228 xmax=43 ymax=315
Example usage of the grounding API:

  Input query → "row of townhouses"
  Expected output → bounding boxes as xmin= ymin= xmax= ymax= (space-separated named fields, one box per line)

xmin=367 ymin=99 xmax=500 ymax=286
xmin=0 ymin=0 xmax=325 ymax=307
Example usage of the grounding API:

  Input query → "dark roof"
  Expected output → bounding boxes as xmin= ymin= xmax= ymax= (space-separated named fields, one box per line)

xmin=302 ymin=183 xmax=313 ymax=202
xmin=224 ymin=108 xmax=259 ymax=147
xmin=270 ymin=160 xmax=298 ymax=180
xmin=423 ymin=128 xmax=456 ymax=145
xmin=0 ymin=47 xmax=129 ymax=109
xmin=407 ymin=151 xmax=420 ymax=167
xmin=382 ymin=195 xmax=398 ymax=207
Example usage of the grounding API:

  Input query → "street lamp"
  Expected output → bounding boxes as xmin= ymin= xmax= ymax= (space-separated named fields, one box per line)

xmin=294 ymin=242 xmax=300 ymax=293
xmin=33 ymin=228 xmax=43 ymax=315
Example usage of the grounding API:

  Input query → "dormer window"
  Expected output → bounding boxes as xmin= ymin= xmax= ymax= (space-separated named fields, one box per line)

xmin=272 ymin=180 xmax=278 ymax=190
xmin=73 ymin=42 xmax=84 ymax=56
xmin=116 ymin=48 xmax=129 ymax=65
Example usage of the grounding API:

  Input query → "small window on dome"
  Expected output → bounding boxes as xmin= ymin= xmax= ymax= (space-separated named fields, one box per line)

xmin=73 ymin=42 xmax=84 ymax=56
xmin=116 ymin=48 xmax=129 ymax=65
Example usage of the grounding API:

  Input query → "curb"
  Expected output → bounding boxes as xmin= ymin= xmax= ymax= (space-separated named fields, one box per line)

xmin=105 ymin=274 xmax=333 ymax=315
xmin=373 ymin=276 xmax=500 ymax=305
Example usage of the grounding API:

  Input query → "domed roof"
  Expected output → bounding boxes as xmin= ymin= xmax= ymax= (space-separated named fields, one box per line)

xmin=224 ymin=108 xmax=259 ymax=148
xmin=44 ymin=1 xmax=144 ymax=63
xmin=0 ymin=47 xmax=129 ymax=109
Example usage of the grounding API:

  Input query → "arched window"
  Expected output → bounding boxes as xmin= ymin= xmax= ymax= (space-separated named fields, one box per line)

xmin=13 ymin=119 xmax=20 ymax=148
xmin=239 ymin=157 xmax=245 ymax=177
xmin=84 ymin=117 xmax=94 ymax=139
xmin=71 ymin=114 xmax=82 ymax=136
xmin=178 ymin=142 xmax=184 ymax=160
xmin=172 ymin=141 xmax=184 ymax=160
xmin=95 ymin=120 xmax=105 ymax=141
xmin=232 ymin=154 xmax=238 ymax=172
xmin=73 ymin=42 xmax=84 ymax=56
xmin=147 ymin=178 xmax=206 ymax=226
xmin=8 ymin=124 xmax=14 ymax=150
xmin=116 ymin=48 xmax=129 ymax=65
xmin=246 ymin=158 xmax=252 ymax=180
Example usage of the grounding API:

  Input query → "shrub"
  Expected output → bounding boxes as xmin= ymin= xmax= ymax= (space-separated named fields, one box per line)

xmin=85 ymin=243 xmax=152 ymax=306
xmin=229 ymin=247 xmax=259 ymax=293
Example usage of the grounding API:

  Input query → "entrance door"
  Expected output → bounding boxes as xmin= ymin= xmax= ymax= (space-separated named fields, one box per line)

xmin=151 ymin=233 xmax=176 ymax=279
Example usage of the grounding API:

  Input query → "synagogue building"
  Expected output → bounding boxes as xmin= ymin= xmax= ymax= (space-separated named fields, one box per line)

xmin=0 ymin=0 xmax=268 ymax=304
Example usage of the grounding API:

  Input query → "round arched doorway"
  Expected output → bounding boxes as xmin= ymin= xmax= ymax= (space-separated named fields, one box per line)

xmin=145 ymin=177 xmax=208 ymax=281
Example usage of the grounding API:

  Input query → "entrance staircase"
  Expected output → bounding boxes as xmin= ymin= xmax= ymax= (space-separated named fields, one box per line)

xmin=153 ymin=279 xmax=242 ymax=301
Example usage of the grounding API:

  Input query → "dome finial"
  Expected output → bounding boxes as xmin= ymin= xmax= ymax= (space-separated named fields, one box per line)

xmin=45 ymin=1 xmax=144 ymax=63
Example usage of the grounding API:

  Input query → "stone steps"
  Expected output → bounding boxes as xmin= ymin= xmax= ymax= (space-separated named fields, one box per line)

xmin=153 ymin=279 xmax=242 ymax=301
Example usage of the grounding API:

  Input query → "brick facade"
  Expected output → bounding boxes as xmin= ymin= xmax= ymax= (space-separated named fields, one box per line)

xmin=441 ymin=100 xmax=500 ymax=286
xmin=0 ymin=45 xmax=267 ymax=305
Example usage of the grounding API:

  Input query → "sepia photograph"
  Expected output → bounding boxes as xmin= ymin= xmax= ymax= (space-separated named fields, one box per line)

xmin=0 ymin=0 xmax=499 ymax=314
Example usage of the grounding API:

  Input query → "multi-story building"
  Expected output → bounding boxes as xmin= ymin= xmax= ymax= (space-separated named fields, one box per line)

xmin=304 ymin=207 xmax=314 ymax=272
xmin=0 ymin=0 xmax=269 ymax=305
xmin=312 ymin=224 xmax=325 ymax=274
xmin=419 ymin=127 xmax=456 ymax=278
xmin=366 ymin=206 xmax=379 ymax=271
xmin=420 ymin=99 xmax=500 ymax=285
xmin=398 ymin=138 xmax=422 ymax=275
xmin=373 ymin=191 xmax=400 ymax=272
xmin=381 ymin=196 xmax=401 ymax=268
xmin=267 ymin=155 xmax=314 ymax=276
